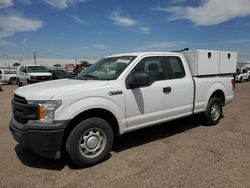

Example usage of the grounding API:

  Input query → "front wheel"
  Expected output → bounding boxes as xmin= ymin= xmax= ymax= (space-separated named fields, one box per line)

xmin=66 ymin=118 xmax=113 ymax=167
xmin=204 ymin=97 xmax=222 ymax=126
xmin=17 ymin=79 xmax=22 ymax=86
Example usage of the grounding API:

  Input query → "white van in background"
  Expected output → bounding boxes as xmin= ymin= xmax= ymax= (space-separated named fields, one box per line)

xmin=16 ymin=65 xmax=52 ymax=86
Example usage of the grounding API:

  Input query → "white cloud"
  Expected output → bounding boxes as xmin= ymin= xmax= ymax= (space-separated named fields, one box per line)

xmin=108 ymin=11 xmax=137 ymax=27
xmin=71 ymin=15 xmax=86 ymax=25
xmin=158 ymin=0 xmax=250 ymax=26
xmin=139 ymin=27 xmax=151 ymax=34
xmin=0 ymin=15 xmax=43 ymax=38
xmin=0 ymin=0 xmax=13 ymax=9
xmin=43 ymin=0 xmax=86 ymax=10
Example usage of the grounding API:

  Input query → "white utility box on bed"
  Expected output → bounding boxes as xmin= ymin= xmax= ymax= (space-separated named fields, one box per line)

xmin=182 ymin=49 xmax=237 ymax=76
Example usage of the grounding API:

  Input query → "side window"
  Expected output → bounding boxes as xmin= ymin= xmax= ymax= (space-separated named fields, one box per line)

xmin=168 ymin=57 xmax=185 ymax=79
xmin=242 ymin=69 xmax=247 ymax=73
xmin=132 ymin=57 xmax=166 ymax=82
xmin=0 ymin=70 xmax=2 ymax=74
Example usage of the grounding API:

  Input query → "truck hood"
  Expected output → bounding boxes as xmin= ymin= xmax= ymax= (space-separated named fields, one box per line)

xmin=15 ymin=79 xmax=109 ymax=100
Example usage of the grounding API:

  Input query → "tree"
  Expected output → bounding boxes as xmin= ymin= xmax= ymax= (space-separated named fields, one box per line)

xmin=54 ymin=64 xmax=62 ymax=67
xmin=13 ymin=62 xmax=21 ymax=67
xmin=79 ymin=60 xmax=90 ymax=67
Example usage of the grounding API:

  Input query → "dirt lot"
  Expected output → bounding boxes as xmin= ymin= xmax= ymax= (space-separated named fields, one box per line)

xmin=0 ymin=83 xmax=250 ymax=188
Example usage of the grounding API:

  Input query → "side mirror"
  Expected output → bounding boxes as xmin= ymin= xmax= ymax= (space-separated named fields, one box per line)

xmin=128 ymin=72 xmax=150 ymax=89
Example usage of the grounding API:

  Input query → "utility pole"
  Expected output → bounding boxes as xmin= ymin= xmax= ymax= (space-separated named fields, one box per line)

xmin=34 ymin=51 xmax=37 ymax=65
xmin=75 ymin=58 xmax=77 ymax=66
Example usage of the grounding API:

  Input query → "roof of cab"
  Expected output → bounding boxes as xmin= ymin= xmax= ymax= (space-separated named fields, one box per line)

xmin=106 ymin=52 xmax=182 ymax=58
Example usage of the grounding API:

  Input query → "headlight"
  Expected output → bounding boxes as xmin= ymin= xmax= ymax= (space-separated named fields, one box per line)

xmin=28 ymin=100 xmax=61 ymax=124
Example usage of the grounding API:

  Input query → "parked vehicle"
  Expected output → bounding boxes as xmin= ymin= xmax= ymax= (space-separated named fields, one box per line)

xmin=0 ymin=69 xmax=17 ymax=85
xmin=16 ymin=65 xmax=52 ymax=86
xmin=235 ymin=67 xmax=249 ymax=82
xmin=0 ymin=81 xmax=3 ymax=91
xmin=49 ymin=69 xmax=74 ymax=79
xmin=10 ymin=49 xmax=237 ymax=167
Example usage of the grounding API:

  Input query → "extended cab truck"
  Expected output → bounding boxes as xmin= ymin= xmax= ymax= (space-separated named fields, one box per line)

xmin=9 ymin=50 xmax=237 ymax=167
xmin=0 ymin=69 xmax=17 ymax=85
xmin=16 ymin=65 xmax=52 ymax=86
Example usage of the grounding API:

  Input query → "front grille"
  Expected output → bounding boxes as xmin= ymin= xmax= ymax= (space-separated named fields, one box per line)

xmin=14 ymin=94 xmax=27 ymax=104
xmin=13 ymin=94 xmax=28 ymax=124
xmin=13 ymin=94 xmax=39 ymax=124
xmin=37 ymin=76 xmax=51 ymax=81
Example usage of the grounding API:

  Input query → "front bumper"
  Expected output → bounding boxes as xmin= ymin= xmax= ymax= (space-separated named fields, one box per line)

xmin=9 ymin=117 xmax=69 ymax=159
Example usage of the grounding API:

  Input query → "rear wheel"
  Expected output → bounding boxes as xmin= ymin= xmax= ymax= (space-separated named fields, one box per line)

xmin=204 ymin=97 xmax=222 ymax=126
xmin=9 ymin=77 xmax=17 ymax=85
xmin=66 ymin=118 xmax=113 ymax=167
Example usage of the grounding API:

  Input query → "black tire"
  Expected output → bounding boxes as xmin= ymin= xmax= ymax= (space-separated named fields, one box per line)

xmin=204 ymin=97 xmax=222 ymax=126
xmin=240 ymin=77 xmax=243 ymax=83
xmin=9 ymin=77 xmax=17 ymax=85
xmin=247 ymin=76 xmax=250 ymax=82
xmin=66 ymin=118 xmax=113 ymax=167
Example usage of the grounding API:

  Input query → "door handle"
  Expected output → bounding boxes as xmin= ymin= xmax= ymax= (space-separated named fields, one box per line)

xmin=163 ymin=87 xmax=171 ymax=93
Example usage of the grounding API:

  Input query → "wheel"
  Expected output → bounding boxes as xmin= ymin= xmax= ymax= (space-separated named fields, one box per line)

xmin=9 ymin=77 xmax=17 ymax=85
xmin=66 ymin=118 xmax=113 ymax=167
xmin=247 ymin=76 xmax=250 ymax=82
xmin=204 ymin=97 xmax=222 ymax=126
xmin=27 ymin=79 xmax=32 ymax=84
xmin=240 ymin=77 xmax=243 ymax=82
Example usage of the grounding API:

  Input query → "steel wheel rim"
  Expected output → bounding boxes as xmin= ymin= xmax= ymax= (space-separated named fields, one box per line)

xmin=210 ymin=103 xmax=220 ymax=121
xmin=79 ymin=128 xmax=106 ymax=158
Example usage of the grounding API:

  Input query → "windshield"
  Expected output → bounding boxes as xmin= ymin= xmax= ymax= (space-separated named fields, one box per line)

xmin=28 ymin=66 xmax=49 ymax=73
xmin=76 ymin=56 xmax=136 ymax=80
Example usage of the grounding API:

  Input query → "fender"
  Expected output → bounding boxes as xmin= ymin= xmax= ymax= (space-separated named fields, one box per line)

xmin=205 ymin=81 xmax=227 ymax=108
xmin=55 ymin=96 xmax=125 ymax=123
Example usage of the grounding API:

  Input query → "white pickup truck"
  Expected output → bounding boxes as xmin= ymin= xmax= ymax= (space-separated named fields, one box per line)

xmin=10 ymin=49 xmax=237 ymax=167
xmin=235 ymin=67 xmax=250 ymax=82
xmin=0 ymin=69 xmax=17 ymax=85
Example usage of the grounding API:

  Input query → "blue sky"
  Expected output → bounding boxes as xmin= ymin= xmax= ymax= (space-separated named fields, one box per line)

xmin=1 ymin=0 xmax=250 ymax=62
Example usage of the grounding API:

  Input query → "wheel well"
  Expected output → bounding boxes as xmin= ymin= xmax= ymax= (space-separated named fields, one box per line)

xmin=209 ymin=90 xmax=225 ymax=105
xmin=61 ymin=108 xmax=119 ymax=150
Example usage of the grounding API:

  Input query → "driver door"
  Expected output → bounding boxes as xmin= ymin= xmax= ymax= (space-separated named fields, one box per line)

xmin=124 ymin=56 xmax=173 ymax=129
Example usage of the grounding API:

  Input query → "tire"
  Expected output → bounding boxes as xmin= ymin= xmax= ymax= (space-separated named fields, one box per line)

xmin=247 ymin=76 xmax=250 ymax=82
xmin=240 ymin=77 xmax=243 ymax=83
xmin=9 ymin=77 xmax=17 ymax=85
xmin=66 ymin=118 xmax=113 ymax=167
xmin=204 ymin=97 xmax=222 ymax=126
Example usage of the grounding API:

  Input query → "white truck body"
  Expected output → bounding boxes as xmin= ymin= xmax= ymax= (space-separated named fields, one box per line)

xmin=10 ymin=50 xmax=237 ymax=167
xmin=0 ymin=69 xmax=17 ymax=84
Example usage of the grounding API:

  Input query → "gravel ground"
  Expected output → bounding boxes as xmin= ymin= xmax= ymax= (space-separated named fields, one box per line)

xmin=0 ymin=83 xmax=250 ymax=188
